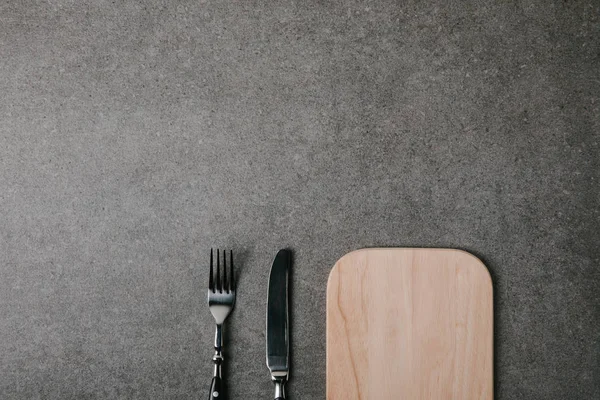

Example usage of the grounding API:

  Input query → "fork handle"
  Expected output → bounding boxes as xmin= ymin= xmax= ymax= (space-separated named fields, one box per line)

xmin=209 ymin=355 xmax=225 ymax=400
xmin=210 ymin=324 xmax=225 ymax=400
xmin=209 ymin=376 xmax=223 ymax=400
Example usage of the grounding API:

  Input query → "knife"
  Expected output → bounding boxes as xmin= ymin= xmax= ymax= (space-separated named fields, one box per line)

xmin=266 ymin=249 xmax=291 ymax=400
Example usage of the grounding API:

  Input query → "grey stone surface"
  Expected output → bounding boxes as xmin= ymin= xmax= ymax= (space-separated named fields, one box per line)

xmin=0 ymin=0 xmax=598 ymax=398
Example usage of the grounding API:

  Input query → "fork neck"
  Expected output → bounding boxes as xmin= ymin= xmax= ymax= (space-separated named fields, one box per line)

xmin=212 ymin=324 xmax=223 ymax=378
xmin=214 ymin=324 xmax=223 ymax=352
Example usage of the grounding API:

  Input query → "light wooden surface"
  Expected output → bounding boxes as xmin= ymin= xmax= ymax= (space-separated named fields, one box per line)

xmin=326 ymin=248 xmax=493 ymax=400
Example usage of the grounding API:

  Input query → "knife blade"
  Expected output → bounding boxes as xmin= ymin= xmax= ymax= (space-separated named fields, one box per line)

xmin=266 ymin=249 xmax=291 ymax=400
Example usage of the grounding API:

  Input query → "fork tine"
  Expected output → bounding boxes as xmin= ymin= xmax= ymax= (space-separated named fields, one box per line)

xmin=209 ymin=248 xmax=214 ymax=292
xmin=229 ymin=250 xmax=234 ymax=291
xmin=216 ymin=249 xmax=221 ymax=292
xmin=223 ymin=250 xmax=228 ymax=293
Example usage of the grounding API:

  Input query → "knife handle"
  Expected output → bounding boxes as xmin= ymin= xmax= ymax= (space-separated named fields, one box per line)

xmin=273 ymin=378 xmax=285 ymax=399
xmin=209 ymin=376 xmax=223 ymax=400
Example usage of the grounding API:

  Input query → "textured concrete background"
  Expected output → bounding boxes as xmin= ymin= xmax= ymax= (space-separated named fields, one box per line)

xmin=1 ymin=0 xmax=598 ymax=399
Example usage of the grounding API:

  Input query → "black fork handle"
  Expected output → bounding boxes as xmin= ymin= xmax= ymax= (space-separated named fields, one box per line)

xmin=210 ymin=324 xmax=224 ymax=400
xmin=209 ymin=376 xmax=223 ymax=400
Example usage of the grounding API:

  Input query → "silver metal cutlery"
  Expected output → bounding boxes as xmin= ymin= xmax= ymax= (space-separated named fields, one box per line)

xmin=205 ymin=248 xmax=290 ymax=399
xmin=266 ymin=249 xmax=291 ymax=400
xmin=207 ymin=249 xmax=236 ymax=400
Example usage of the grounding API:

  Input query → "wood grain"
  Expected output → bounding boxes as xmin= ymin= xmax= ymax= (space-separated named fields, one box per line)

xmin=326 ymin=248 xmax=493 ymax=400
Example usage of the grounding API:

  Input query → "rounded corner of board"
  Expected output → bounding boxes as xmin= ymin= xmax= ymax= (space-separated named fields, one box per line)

xmin=328 ymin=249 xmax=370 ymax=288
xmin=326 ymin=263 xmax=340 ymax=292
xmin=328 ymin=251 xmax=352 ymax=283
xmin=332 ymin=248 xmax=368 ymax=266
xmin=452 ymin=249 xmax=494 ymax=290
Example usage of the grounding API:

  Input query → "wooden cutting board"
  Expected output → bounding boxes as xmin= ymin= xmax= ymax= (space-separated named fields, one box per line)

xmin=327 ymin=248 xmax=493 ymax=399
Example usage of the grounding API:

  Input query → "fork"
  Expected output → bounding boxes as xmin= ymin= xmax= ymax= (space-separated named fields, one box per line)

xmin=207 ymin=249 xmax=236 ymax=400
